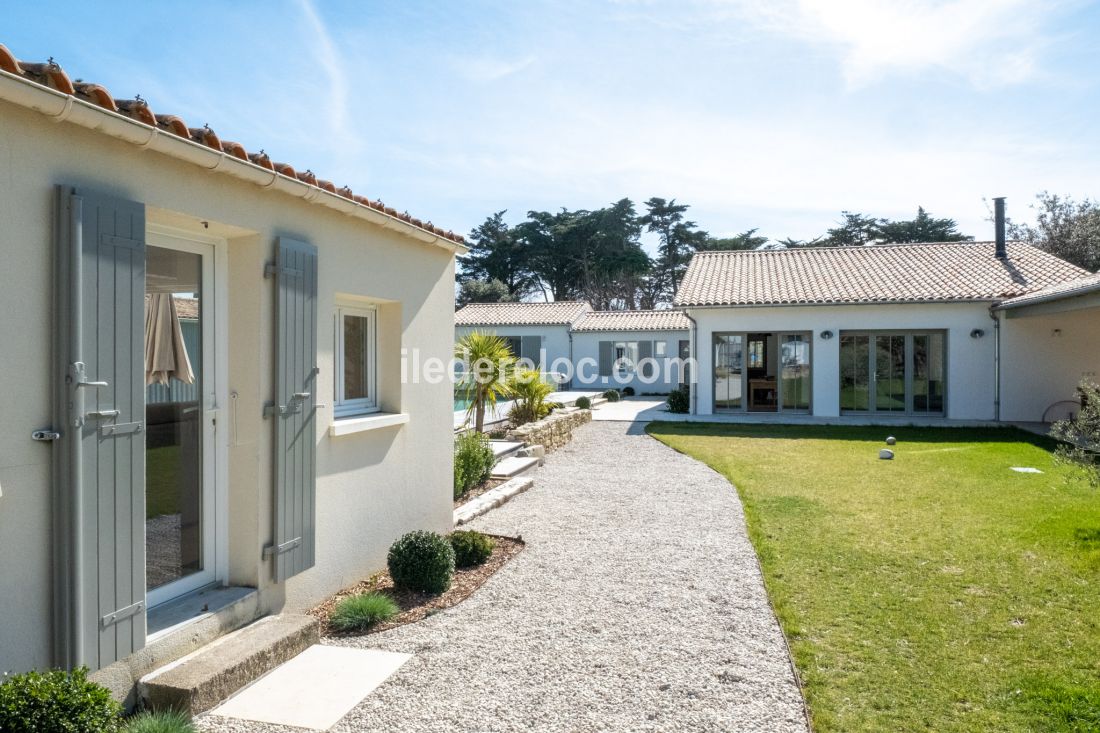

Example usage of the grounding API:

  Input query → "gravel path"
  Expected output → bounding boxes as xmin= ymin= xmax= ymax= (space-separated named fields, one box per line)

xmin=199 ymin=422 xmax=809 ymax=733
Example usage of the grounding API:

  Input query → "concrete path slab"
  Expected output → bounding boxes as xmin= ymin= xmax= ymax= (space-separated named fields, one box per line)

xmin=210 ymin=645 xmax=410 ymax=730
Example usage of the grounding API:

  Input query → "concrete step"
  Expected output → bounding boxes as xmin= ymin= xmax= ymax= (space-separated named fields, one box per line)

xmin=140 ymin=614 xmax=319 ymax=716
xmin=488 ymin=440 xmax=524 ymax=460
xmin=490 ymin=455 xmax=540 ymax=479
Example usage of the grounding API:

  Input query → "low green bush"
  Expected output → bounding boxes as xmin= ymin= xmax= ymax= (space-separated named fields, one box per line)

xmin=454 ymin=431 xmax=495 ymax=499
xmin=330 ymin=591 xmax=400 ymax=631
xmin=603 ymin=389 xmax=621 ymax=402
xmin=0 ymin=667 xmax=122 ymax=733
xmin=123 ymin=710 xmax=195 ymax=733
xmin=388 ymin=530 xmax=455 ymax=594
xmin=667 ymin=385 xmax=690 ymax=413
xmin=450 ymin=530 xmax=496 ymax=568
xmin=622 ymin=386 xmax=635 ymax=396
xmin=575 ymin=396 xmax=592 ymax=409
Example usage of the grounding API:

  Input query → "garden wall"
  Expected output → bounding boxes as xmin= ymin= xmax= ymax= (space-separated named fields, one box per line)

xmin=507 ymin=409 xmax=592 ymax=453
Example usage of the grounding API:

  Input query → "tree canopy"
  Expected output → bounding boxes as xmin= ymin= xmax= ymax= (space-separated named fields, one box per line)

xmin=455 ymin=199 xmax=1096 ymax=308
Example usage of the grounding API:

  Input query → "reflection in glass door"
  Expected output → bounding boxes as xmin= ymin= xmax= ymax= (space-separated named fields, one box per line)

xmin=874 ymin=335 xmax=906 ymax=412
xmin=840 ymin=332 xmax=946 ymax=414
xmin=714 ymin=334 xmax=744 ymax=411
xmin=780 ymin=334 xmax=811 ymax=410
xmin=145 ymin=238 xmax=215 ymax=605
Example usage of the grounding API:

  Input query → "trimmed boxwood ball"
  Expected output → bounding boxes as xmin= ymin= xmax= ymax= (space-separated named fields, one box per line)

xmin=622 ymin=386 xmax=635 ymax=396
xmin=387 ymin=530 xmax=455 ymax=594
xmin=450 ymin=530 xmax=496 ymax=568
xmin=603 ymin=389 xmax=621 ymax=402
xmin=575 ymin=396 xmax=592 ymax=409
xmin=0 ymin=667 xmax=123 ymax=733
xmin=667 ymin=385 xmax=690 ymax=413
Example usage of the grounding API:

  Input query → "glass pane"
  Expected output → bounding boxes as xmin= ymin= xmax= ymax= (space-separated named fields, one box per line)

xmin=780 ymin=334 xmax=811 ymax=410
xmin=913 ymin=333 xmax=945 ymax=413
xmin=343 ymin=315 xmax=371 ymax=400
xmin=714 ymin=334 xmax=743 ymax=411
xmin=875 ymin=335 xmax=906 ymax=412
xmin=145 ymin=246 xmax=203 ymax=590
xmin=840 ymin=334 xmax=870 ymax=410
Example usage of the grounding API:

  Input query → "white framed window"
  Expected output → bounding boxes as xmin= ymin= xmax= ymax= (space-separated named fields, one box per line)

xmin=614 ymin=341 xmax=639 ymax=375
xmin=334 ymin=305 xmax=378 ymax=418
xmin=655 ymin=341 xmax=667 ymax=357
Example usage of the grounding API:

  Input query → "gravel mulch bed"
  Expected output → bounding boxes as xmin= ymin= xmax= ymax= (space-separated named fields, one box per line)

xmin=309 ymin=535 xmax=524 ymax=636
xmin=198 ymin=422 xmax=808 ymax=733
xmin=452 ymin=478 xmax=505 ymax=509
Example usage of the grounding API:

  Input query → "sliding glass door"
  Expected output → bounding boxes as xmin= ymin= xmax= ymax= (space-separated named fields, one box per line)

xmin=713 ymin=332 xmax=811 ymax=413
xmin=839 ymin=331 xmax=945 ymax=415
xmin=714 ymin=334 xmax=744 ymax=411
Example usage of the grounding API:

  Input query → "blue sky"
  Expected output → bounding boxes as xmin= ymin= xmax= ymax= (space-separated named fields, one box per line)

xmin=4 ymin=0 xmax=1099 ymax=245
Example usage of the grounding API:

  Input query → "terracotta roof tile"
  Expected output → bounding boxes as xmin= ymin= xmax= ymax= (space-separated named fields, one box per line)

xmin=455 ymin=301 xmax=592 ymax=326
xmin=995 ymin=271 xmax=1100 ymax=310
xmin=0 ymin=42 xmax=464 ymax=245
xmin=674 ymin=242 xmax=1091 ymax=307
xmin=572 ymin=310 xmax=691 ymax=332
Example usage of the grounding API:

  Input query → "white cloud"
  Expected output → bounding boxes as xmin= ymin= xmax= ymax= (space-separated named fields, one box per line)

xmin=294 ymin=0 xmax=358 ymax=150
xmin=691 ymin=0 xmax=1069 ymax=88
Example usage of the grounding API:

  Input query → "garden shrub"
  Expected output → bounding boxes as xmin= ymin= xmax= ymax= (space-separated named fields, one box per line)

xmin=575 ymin=396 xmax=592 ymax=409
xmin=0 ymin=667 xmax=122 ymax=733
xmin=454 ymin=431 xmax=495 ymax=499
xmin=1051 ymin=379 xmax=1100 ymax=487
xmin=667 ymin=385 xmax=690 ymax=413
xmin=330 ymin=591 xmax=399 ymax=631
xmin=622 ymin=386 xmax=635 ymax=396
xmin=387 ymin=530 xmax=455 ymax=594
xmin=123 ymin=710 xmax=195 ymax=733
xmin=603 ymin=389 xmax=621 ymax=402
xmin=450 ymin=530 xmax=496 ymax=568
xmin=509 ymin=370 xmax=555 ymax=426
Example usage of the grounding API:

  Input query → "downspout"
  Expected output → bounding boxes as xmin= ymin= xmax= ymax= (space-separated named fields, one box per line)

xmin=684 ymin=309 xmax=698 ymax=414
xmin=567 ymin=328 xmax=574 ymax=391
xmin=992 ymin=308 xmax=1002 ymax=422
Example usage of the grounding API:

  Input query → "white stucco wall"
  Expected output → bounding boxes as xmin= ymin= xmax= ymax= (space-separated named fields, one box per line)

xmin=999 ymin=305 xmax=1100 ymax=422
xmin=0 ymin=98 xmax=456 ymax=673
xmin=687 ymin=302 xmax=998 ymax=420
xmin=571 ymin=330 xmax=689 ymax=393
xmin=454 ymin=324 xmax=573 ymax=378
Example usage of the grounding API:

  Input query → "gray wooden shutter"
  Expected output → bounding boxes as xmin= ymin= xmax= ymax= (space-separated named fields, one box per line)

xmin=267 ymin=237 xmax=318 ymax=582
xmin=53 ymin=186 xmax=146 ymax=671
xmin=521 ymin=335 xmax=541 ymax=366
xmin=598 ymin=341 xmax=613 ymax=377
xmin=638 ymin=340 xmax=654 ymax=379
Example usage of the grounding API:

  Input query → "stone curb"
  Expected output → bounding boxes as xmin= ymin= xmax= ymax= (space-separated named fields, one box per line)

xmin=454 ymin=476 xmax=535 ymax=526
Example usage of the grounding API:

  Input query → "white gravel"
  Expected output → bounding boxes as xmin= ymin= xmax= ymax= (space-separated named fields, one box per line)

xmin=198 ymin=422 xmax=809 ymax=733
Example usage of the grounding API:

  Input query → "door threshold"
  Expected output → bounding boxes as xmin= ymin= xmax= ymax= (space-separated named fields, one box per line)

xmin=148 ymin=585 xmax=256 ymax=642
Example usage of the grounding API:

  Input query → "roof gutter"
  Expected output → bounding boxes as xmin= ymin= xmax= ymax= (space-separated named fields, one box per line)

xmin=0 ymin=70 xmax=467 ymax=255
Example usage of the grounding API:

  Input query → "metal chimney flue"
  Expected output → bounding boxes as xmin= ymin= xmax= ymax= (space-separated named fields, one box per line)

xmin=993 ymin=197 xmax=1007 ymax=259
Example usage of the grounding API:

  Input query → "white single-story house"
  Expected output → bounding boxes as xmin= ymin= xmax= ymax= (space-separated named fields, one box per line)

xmin=675 ymin=231 xmax=1099 ymax=422
xmin=454 ymin=301 xmax=592 ymax=381
xmin=0 ymin=45 xmax=463 ymax=692
xmin=570 ymin=310 xmax=690 ymax=393
xmin=454 ymin=302 xmax=691 ymax=393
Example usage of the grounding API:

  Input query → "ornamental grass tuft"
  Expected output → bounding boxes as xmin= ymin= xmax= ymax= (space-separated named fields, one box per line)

xmin=330 ymin=591 xmax=400 ymax=632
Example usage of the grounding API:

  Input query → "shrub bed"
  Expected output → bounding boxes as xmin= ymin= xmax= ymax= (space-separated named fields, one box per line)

xmin=450 ymin=530 xmax=496 ymax=568
xmin=454 ymin=431 xmax=495 ymax=499
xmin=388 ymin=530 xmax=455 ymax=594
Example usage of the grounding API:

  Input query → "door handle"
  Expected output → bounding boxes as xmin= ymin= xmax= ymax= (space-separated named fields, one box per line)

xmin=77 ymin=380 xmax=109 ymax=389
xmin=86 ymin=409 xmax=120 ymax=419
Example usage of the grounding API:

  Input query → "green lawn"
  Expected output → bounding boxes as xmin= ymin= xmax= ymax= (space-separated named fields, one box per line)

xmin=146 ymin=445 xmax=181 ymax=518
xmin=647 ymin=422 xmax=1100 ymax=732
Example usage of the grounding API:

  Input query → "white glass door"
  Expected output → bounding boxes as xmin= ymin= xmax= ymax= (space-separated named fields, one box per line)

xmin=145 ymin=232 xmax=217 ymax=607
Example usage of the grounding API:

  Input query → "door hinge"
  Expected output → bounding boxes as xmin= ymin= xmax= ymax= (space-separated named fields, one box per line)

xmin=101 ymin=600 xmax=144 ymax=628
xmin=263 ymin=536 xmax=302 ymax=558
xmin=264 ymin=262 xmax=304 ymax=279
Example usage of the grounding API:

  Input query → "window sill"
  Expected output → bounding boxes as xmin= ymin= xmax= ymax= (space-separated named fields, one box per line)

xmin=329 ymin=412 xmax=409 ymax=437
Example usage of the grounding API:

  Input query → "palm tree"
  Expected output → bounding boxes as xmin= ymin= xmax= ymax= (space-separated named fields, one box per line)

xmin=455 ymin=331 xmax=516 ymax=433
